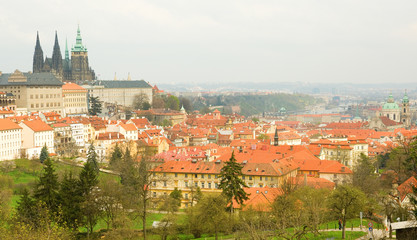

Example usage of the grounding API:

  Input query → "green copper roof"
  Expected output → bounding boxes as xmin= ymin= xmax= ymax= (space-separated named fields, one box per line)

xmin=403 ymin=90 xmax=409 ymax=104
xmin=71 ymin=25 xmax=87 ymax=52
xmin=382 ymin=92 xmax=399 ymax=110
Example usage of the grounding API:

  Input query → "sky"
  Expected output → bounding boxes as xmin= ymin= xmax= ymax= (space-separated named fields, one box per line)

xmin=1 ymin=0 xmax=417 ymax=85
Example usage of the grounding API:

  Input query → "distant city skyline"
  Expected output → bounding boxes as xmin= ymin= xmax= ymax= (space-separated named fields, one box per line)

xmin=2 ymin=1 xmax=417 ymax=84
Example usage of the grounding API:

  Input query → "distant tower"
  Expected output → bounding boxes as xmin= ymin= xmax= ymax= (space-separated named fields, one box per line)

xmin=401 ymin=90 xmax=411 ymax=128
xmin=274 ymin=128 xmax=279 ymax=146
xmin=71 ymin=25 xmax=95 ymax=82
xmin=51 ymin=31 xmax=63 ymax=77
xmin=33 ymin=32 xmax=44 ymax=73
xmin=63 ymin=38 xmax=72 ymax=80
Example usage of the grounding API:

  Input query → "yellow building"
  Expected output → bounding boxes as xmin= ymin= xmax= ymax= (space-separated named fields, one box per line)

xmin=150 ymin=159 xmax=298 ymax=208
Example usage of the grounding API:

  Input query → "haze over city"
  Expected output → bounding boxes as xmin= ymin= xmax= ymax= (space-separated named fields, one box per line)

xmin=2 ymin=0 xmax=417 ymax=84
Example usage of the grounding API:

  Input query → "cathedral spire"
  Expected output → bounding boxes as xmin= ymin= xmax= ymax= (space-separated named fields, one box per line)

xmin=51 ymin=31 xmax=63 ymax=76
xmin=65 ymin=38 xmax=69 ymax=60
xmin=33 ymin=31 xmax=44 ymax=73
xmin=274 ymin=127 xmax=279 ymax=146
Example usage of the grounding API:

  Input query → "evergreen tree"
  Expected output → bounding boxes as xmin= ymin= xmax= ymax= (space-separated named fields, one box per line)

xmin=87 ymin=144 xmax=99 ymax=174
xmin=109 ymin=143 xmax=123 ymax=168
xmin=170 ymin=187 xmax=182 ymax=207
xmin=58 ymin=172 xmax=83 ymax=230
xmin=78 ymin=160 xmax=100 ymax=236
xmin=16 ymin=189 xmax=37 ymax=226
xmin=79 ymin=161 xmax=99 ymax=197
xmin=33 ymin=158 xmax=59 ymax=213
xmin=88 ymin=96 xmax=102 ymax=116
xmin=219 ymin=151 xmax=249 ymax=213
xmin=39 ymin=145 xmax=49 ymax=163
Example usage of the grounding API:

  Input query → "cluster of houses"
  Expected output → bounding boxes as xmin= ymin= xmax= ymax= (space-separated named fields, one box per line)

xmin=2 ymin=106 xmax=417 ymax=210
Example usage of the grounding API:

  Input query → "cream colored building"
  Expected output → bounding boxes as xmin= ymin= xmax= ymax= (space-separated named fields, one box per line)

xmin=19 ymin=119 xmax=54 ymax=159
xmin=62 ymin=82 xmax=88 ymax=116
xmin=0 ymin=119 xmax=22 ymax=161
xmin=83 ymin=80 xmax=153 ymax=107
xmin=0 ymin=70 xmax=64 ymax=115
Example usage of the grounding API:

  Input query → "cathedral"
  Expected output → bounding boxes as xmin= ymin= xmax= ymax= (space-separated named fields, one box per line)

xmin=379 ymin=91 xmax=411 ymax=127
xmin=32 ymin=26 xmax=96 ymax=83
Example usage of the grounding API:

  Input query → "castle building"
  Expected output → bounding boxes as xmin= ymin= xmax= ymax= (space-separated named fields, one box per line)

xmin=32 ymin=26 xmax=95 ymax=82
xmin=0 ymin=70 xmax=64 ymax=115
xmin=62 ymin=82 xmax=88 ymax=116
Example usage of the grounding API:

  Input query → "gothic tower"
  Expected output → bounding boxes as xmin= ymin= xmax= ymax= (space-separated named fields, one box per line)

xmin=401 ymin=90 xmax=411 ymax=129
xmin=71 ymin=25 xmax=95 ymax=82
xmin=63 ymin=39 xmax=72 ymax=81
xmin=274 ymin=128 xmax=279 ymax=146
xmin=33 ymin=32 xmax=44 ymax=73
xmin=51 ymin=31 xmax=63 ymax=76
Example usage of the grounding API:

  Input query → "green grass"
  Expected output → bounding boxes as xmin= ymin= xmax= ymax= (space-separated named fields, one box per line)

xmin=304 ymin=231 xmax=366 ymax=240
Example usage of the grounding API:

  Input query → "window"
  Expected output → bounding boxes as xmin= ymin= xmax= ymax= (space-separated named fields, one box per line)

xmin=208 ymin=182 xmax=211 ymax=188
xmin=201 ymin=182 xmax=205 ymax=188
xmin=163 ymin=181 xmax=167 ymax=187
xmin=249 ymin=176 xmax=252 ymax=180
xmin=185 ymin=181 xmax=188 ymax=187
xmin=185 ymin=193 xmax=189 ymax=199
xmin=175 ymin=173 xmax=178 ymax=177
xmin=208 ymin=174 xmax=211 ymax=179
xmin=195 ymin=182 xmax=198 ymax=188
xmin=163 ymin=173 xmax=166 ymax=177
xmin=215 ymin=183 xmax=218 ymax=189
xmin=153 ymin=192 xmax=156 ymax=198
xmin=260 ymin=176 xmax=262 ymax=181
xmin=152 ymin=181 xmax=156 ymax=187
xmin=194 ymin=174 xmax=198 ymax=178
xmin=242 ymin=176 xmax=245 ymax=180
xmin=185 ymin=173 xmax=188 ymax=178
xmin=201 ymin=174 xmax=204 ymax=179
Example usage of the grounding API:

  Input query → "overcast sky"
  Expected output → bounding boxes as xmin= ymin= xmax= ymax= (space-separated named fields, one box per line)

xmin=1 ymin=1 xmax=417 ymax=85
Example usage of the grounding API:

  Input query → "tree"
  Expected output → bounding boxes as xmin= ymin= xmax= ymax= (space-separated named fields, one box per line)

xmin=58 ymin=172 xmax=83 ymax=230
xmin=165 ymin=95 xmax=180 ymax=111
xmin=179 ymin=97 xmax=192 ymax=112
xmin=152 ymin=95 xmax=166 ymax=109
xmin=133 ymin=93 xmax=150 ymax=110
xmin=89 ymin=96 xmax=102 ymax=116
xmin=256 ymin=133 xmax=269 ymax=141
xmin=327 ymin=185 xmax=367 ymax=239
xmin=15 ymin=189 xmax=37 ymax=227
xmin=79 ymin=159 xmax=100 ymax=236
xmin=191 ymin=194 xmax=229 ymax=240
xmin=33 ymin=158 xmax=59 ymax=213
xmin=119 ymin=147 xmax=159 ymax=240
xmin=97 ymin=176 xmax=125 ymax=230
xmin=39 ymin=145 xmax=49 ymax=163
xmin=86 ymin=144 xmax=99 ymax=174
xmin=353 ymin=154 xmax=380 ymax=196
xmin=109 ymin=143 xmax=123 ymax=169
xmin=169 ymin=187 xmax=182 ymax=206
xmin=219 ymin=152 xmax=249 ymax=213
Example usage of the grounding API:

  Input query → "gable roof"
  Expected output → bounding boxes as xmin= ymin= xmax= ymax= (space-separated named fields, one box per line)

xmin=0 ymin=71 xmax=63 ymax=86
xmin=397 ymin=176 xmax=417 ymax=202
xmin=21 ymin=119 xmax=53 ymax=132
xmin=0 ymin=119 xmax=22 ymax=131
xmin=95 ymin=80 xmax=152 ymax=89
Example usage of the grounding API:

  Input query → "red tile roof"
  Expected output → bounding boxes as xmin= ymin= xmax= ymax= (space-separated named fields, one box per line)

xmin=62 ymin=82 xmax=87 ymax=91
xmin=0 ymin=119 xmax=22 ymax=131
xmin=397 ymin=176 xmax=417 ymax=202
xmin=22 ymin=119 xmax=53 ymax=132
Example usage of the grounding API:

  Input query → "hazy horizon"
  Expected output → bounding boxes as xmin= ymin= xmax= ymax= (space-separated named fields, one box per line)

xmin=2 ymin=1 xmax=417 ymax=85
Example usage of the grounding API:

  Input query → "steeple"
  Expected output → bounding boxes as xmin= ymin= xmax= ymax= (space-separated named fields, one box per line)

xmin=127 ymin=72 xmax=131 ymax=80
xmin=274 ymin=128 xmax=279 ymax=146
xmin=33 ymin=31 xmax=44 ymax=73
xmin=51 ymin=31 xmax=63 ymax=76
xmin=65 ymin=38 xmax=69 ymax=60
xmin=403 ymin=89 xmax=409 ymax=104
xmin=72 ymin=24 xmax=87 ymax=52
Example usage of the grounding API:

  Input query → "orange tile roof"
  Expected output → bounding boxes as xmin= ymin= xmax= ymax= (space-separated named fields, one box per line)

xmin=397 ymin=176 xmax=417 ymax=202
xmin=62 ymin=82 xmax=87 ymax=91
xmin=233 ymin=187 xmax=283 ymax=211
xmin=120 ymin=123 xmax=137 ymax=131
xmin=22 ymin=119 xmax=53 ymax=132
xmin=0 ymin=119 xmax=22 ymax=131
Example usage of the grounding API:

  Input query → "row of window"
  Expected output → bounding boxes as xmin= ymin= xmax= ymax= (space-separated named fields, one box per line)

xmin=65 ymin=98 xmax=86 ymax=102
xmin=30 ymin=93 xmax=60 ymax=99
xmin=169 ymin=173 xmax=275 ymax=182
xmin=30 ymin=102 xmax=61 ymax=108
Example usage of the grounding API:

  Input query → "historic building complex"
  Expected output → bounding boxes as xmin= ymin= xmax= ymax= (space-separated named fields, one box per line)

xmin=33 ymin=26 xmax=96 ymax=82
